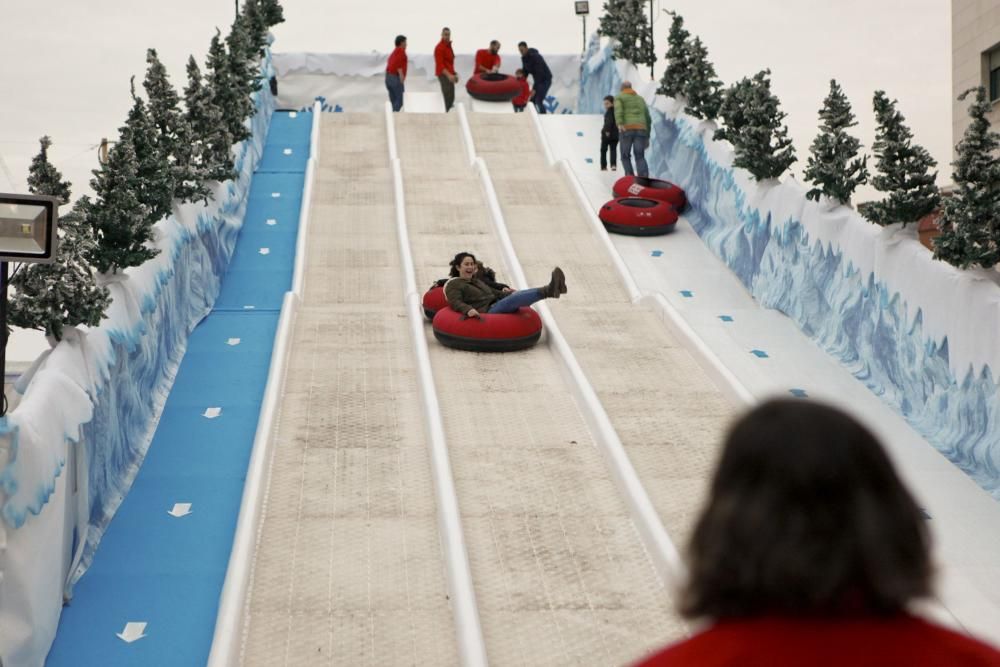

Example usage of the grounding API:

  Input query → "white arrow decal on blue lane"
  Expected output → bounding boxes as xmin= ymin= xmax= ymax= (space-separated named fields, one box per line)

xmin=226 ymin=338 xmax=241 ymax=346
xmin=259 ymin=247 xmax=270 ymax=255
xmin=117 ymin=622 xmax=147 ymax=643
xmin=168 ymin=503 xmax=193 ymax=518
xmin=203 ymin=407 xmax=222 ymax=419
xmin=266 ymin=218 xmax=277 ymax=226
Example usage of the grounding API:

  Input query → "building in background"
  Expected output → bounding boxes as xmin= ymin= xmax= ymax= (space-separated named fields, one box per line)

xmin=952 ymin=0 xmax=1000 ymax=157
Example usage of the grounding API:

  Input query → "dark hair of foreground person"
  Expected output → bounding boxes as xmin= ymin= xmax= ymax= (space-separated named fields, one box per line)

xmin=637 ymin=399 xmax=1000 ymax=666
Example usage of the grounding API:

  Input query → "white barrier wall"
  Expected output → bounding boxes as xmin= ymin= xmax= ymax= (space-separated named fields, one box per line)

xmin=273 ymin=51 xmax=580 ymax=114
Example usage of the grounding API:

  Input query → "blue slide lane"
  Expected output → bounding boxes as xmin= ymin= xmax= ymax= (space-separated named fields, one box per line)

xmin=47 ymin=111 xmax=311 ymax=666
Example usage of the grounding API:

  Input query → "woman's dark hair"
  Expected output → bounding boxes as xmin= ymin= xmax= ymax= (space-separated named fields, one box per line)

xmin=681 ymin=399 xmax=932 ymax=620
xmin=604 ymin=95 xmax=615 ymax=104
xmin=448 ymin=251 xmax=477 ymax=277
xmin=394 ymin=34 xmax=407 ymax=47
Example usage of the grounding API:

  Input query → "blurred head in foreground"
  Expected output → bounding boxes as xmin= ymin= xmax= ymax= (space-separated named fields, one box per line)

xmin=681 ymin=398 xmax=931 ymax=619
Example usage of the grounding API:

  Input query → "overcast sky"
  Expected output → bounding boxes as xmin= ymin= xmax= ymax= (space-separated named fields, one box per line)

xmin=1 ymin=0 xmax=952 ymax=204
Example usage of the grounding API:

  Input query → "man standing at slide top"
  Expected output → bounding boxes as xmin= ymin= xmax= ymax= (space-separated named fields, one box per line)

xmin=434 ymin=27 xmax=458 ymax=112
xmin=518 ymin=41 xmax=553 ymax=114
xmin=385 ymin=34 xmax=407 ymax=112
xmin=475 ymin=40 xmax=502 ymax=74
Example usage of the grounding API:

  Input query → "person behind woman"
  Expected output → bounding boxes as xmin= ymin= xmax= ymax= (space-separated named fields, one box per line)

xmin=444 ymin=252 xmax=565 ymax=318
xmin=638 ymin=399 xmax=1000 ymax=666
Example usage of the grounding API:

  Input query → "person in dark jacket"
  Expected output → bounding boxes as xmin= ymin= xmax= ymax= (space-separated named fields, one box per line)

xmin=517 ymin=41 xmax=553 ymax=114
xmin=444 ymin=252 xmax=566 ymax=318
xmin=600 ymin=95 xmax=619 ymax=171
xmin=636 ymin=399 xmax=1000 ymax=666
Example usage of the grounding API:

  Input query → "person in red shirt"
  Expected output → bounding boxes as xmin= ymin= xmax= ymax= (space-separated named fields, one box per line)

xmin=433 ymin=27 xmax=458 ymax=112
xmin=636 ymin=399 xmax=1000 ymax=667
xmin=474 ymin=40 xmax=501 ymax=75
xmin=385 ymin=34 xmax=407 ymax=112
xmin=511 ymin=68 xmax=530 ymax=112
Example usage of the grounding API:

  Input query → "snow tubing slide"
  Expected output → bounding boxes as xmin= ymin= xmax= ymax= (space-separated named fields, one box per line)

xmin=422 ymin=285 xmax=448 ymax=320
xmin=613 ymin=175 xmax=687 ymax=210
xmin=432 ymin=307 xmax=542 ymax=352
xmin=466 ymin=73 xmax=522 ymax=102
xmin=599 ymin=197 xmax=678 ymax=236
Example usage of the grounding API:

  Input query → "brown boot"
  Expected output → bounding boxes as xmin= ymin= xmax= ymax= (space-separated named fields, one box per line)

xmin=540 ymin=267 xmax=566 ymax=299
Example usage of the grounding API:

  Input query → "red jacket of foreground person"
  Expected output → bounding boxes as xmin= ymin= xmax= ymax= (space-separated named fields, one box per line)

xmin=635 ymin=615 xmax=1000 ymax=667
xmin=386 ymin=46 xmax=407 ymax=78
xmin=434 ymin=39 xmax=454 ymax=77
xmin=475 ymin=49 xmax=501 ymax=73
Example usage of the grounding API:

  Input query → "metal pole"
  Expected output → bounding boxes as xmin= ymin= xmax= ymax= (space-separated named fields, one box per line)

xmin=1 ymin=261 xmax=9 ymax=417
xmin=583 ymin=15 xmax=587 ymax=53
xmin=649 ymin=0 xmax=655 ymax=80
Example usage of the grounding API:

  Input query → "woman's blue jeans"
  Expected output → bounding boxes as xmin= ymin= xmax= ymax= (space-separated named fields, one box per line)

xmin=487 ymin=288 xmax=544 ymax=313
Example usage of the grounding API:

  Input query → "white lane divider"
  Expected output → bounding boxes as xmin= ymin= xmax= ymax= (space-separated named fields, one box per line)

xmin=226 ymin=338 xmax=241 ymax=346
xmin=168 ymin=503 xmax=193 ymax=518
xmin=202 ymin=407 xmax=222 ymax=419
xmin=116 ymin=622 xmax=147 ymax=643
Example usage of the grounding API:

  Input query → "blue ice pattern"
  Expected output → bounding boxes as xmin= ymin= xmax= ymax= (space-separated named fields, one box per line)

xmin=0 ymin=53 xmax=278 ymax=565
xmin=580 ymin=40 xmax=1000 ymax=499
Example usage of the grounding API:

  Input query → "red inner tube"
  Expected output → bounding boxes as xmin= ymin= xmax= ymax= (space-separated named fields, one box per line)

xmin=613 ymin=175 xmax=687 ymax=210
xmin=465 ymin=73 xmax=522 ymax=102
xmin=422 ymin=285 xmax=448 ymax=320
xmin=599 ymin=197 xmax=678 ymax=236
xmin=432 ymin=307 xmax=542 ymax=352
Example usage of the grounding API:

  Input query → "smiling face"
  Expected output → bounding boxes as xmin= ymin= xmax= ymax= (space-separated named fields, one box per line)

xmin=458 ymin=255 xmax=477 ymax=279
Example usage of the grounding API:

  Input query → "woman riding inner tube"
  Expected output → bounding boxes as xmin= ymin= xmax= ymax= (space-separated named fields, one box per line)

xmin=444 ymin=252 xmax=567 ymax=318
xmin=425 ymin=260 xmax=511 ymax=320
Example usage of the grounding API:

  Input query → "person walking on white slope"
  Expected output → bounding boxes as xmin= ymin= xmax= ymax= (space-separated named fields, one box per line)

xmin=615 ymin=80 xmax=651 ymax=178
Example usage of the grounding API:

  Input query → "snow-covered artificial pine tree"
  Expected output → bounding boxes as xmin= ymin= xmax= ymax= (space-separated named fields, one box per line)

xmin=226 ymin=15 xmax=261 ymax=136
xmin=241 ymin=0 xmax=269 ymax=59
xmin=858 ymin=91 xmax=939 ymax=226
xmin=683 ymin=37 xmax=723 ymax=120
xmin=144 ymin=49 xmax=209 ymax=204
xmin=9 ymin=198 xmax=110 ymax=343
xmin=934 ymin=86 xmax=1000 ymax=269
xmin=206 ymin=29 xmax=251 ymax=144
xmin=259 ymin=0 xmax=285 ymax=28
xmin=657 ymin=11 xmax=690 ymax=99
xmin=14 ymin=137 xmax=108 ymax=341
xmin=27 ymin=136 xmax=71 ymax=205
xmin=714 ymin=69 xmax=797 ymax=181
xmin=803 ymin=79 xmax=868 ymax=205
xmin=598 ymin=0 xmax=656 ymax=68
xmin=184 ymin=55 xmax=235 ymax=183
xmin=84 ymin=130 xmax=159 ymax=275
xmin=124 ymin=78 xmax=174 ymax=224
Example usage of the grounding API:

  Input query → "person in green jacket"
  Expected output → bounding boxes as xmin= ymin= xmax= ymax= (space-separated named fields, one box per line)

xmin=444 ymin=252 xmax=566 ymax=318
xmin=614 ymin=80 xmax=652 ymax=178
